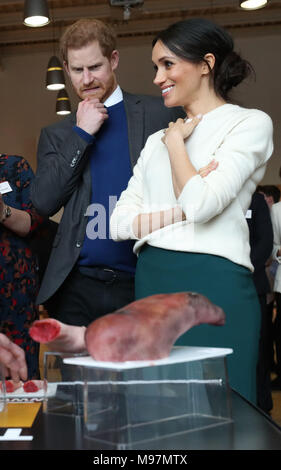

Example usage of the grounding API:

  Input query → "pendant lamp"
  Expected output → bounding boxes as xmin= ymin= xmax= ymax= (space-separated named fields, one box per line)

xmin=240 ymin=0 xmax=268 ymax=9
xmin=56 ymin=89 xmax=71 ymax=115
xmin=46 ymin=56 xmax=65 ymax=91
xmin=23 ymin=0 xmax=50 ymax=27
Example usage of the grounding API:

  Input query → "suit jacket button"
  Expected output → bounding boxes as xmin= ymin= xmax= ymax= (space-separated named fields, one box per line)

xmin=76 ymin=241 xmax=81 ymax=248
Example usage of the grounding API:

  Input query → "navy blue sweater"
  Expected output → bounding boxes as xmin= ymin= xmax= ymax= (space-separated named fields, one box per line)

xmin=77 ymin=101 xmax=137 ymax=273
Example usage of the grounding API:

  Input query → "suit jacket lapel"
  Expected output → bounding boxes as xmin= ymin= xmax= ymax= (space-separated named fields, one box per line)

xmin=123 ymin=90 xmax=144 ymax=169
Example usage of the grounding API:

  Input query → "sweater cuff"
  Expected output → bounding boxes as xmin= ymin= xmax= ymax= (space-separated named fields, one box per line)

xmin=73 ymin=125 xmax=95 ymax=144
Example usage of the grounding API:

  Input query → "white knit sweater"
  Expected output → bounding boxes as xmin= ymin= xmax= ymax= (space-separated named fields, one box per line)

xmin=110 ymin=104 xmax=273 ymax=271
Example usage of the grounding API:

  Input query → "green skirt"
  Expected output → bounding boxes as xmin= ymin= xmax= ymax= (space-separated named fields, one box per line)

xmin=135 ymin=245 xmax=261 ymax=404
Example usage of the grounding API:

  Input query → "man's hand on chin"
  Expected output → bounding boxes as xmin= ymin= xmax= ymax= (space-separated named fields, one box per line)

xmin=76 ymin=98 xmax=108 ymax=135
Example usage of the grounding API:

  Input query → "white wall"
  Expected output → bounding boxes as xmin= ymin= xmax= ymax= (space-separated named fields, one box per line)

xmin=231 ymin=31 xmax=281 ymax=184
xmin=0 ymin=28 xmax=280 ymax=183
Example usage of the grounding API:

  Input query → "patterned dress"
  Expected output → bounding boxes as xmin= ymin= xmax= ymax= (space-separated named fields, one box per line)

xmin=0 ymin=154 xmax=43 ymax=379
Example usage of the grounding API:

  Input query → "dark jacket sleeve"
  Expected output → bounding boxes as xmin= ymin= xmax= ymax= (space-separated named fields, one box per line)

xmin=248 ymin=192 xmax=273 ymax=270
xmin=247 ymin=192 xmax=273 ymax=294
xmin=31 ymin=119 xmax=93 ymax=217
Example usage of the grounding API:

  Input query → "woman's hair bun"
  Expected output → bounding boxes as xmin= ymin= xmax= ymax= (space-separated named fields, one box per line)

xmin=214 ymin=51 xmax=254 ymax=100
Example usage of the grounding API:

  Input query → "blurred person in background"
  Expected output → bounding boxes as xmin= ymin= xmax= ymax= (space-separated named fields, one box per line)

xmin=258 ymin=184 xmax=281 ymax=378
xmin=270 ymin=169 xmax=281 ymax=389
xmin=247 ymin=191 xmax=273 ymax=413
xmin=0 ymin=154 xmax=43 ymax=379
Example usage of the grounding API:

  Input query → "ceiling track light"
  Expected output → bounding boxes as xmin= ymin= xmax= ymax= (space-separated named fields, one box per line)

xmin=56 ymin=89 xmax=71 ymax=115
xmin=109 ymin=1 xmax=144 ymax=20
xmin=23 ymin=0 xmax=50 ymax=28
xmin=123 ymin=5 xmax=131 ymax=20
xmin=240 ymin=0 xmax=268 ymax=10
xmin=46 ymin=56 xmax=66 ymax=91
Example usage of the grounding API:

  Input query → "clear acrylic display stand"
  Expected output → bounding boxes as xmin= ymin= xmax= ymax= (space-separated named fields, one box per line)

xmin=43 ymin=352 xmax=86 ymax=416
xmin=44 ymin=346 xmax=233 ymax=448
xmin=0 ymin=365 xmax=6 ymax=413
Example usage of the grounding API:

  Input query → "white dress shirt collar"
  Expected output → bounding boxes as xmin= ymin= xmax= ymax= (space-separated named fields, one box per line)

xmin=104 ymin=85 xmax=123 ymax=107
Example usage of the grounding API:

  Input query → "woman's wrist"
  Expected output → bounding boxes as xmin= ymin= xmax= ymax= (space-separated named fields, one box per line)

xmin=0 ymin=206 xmax=31 ymax=236
xmin=0 ymin=204 xmax=12 ymax=223
xmin=165 ymin=133 xmax=185 ymax=153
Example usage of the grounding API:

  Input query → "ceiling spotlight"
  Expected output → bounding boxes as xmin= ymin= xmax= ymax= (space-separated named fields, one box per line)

xmin=109 ymin=1 xmax=144 ymax=20
xmin=240 ymin=0 xmax=268 ymax=10
xmin=56 ymin=89 xmax=71 ymax=115
xmin=23 ymin=0 xmax=50 ymax=27
xmin=46 ymin=56 xmax=65 ymax=91
xmin=123 ymin=6 xmax=131 ymax=20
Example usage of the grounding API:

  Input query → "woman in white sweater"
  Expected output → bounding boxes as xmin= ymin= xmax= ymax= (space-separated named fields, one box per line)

xmin=110 ymin=18 xmax=273 ymax=403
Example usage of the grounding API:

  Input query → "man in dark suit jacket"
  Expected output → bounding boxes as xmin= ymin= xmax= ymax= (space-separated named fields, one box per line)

xmin=31 ymin=18 xmax=185 ymax=326
xmin=247 ymin=191 xmax=274 ymax=413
